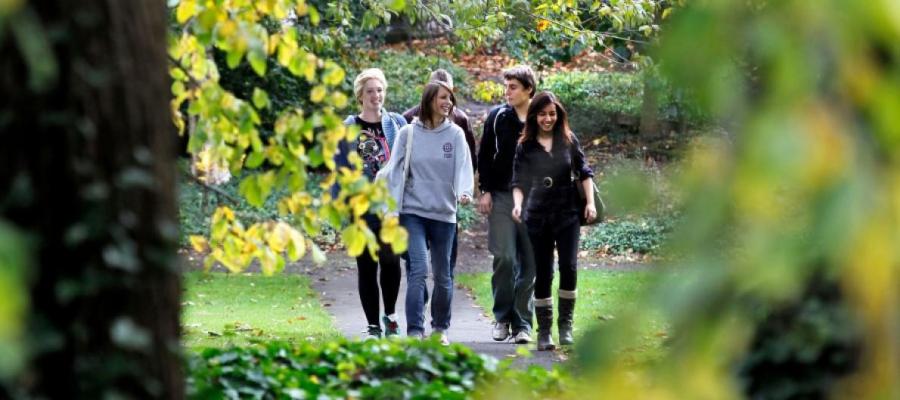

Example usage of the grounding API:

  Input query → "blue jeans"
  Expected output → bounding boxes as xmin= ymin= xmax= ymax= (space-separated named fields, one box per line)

xmin=488 ymin=192 xmax=536 ymax=333
xmin=401 ymin=213 xmax=456 ymax=336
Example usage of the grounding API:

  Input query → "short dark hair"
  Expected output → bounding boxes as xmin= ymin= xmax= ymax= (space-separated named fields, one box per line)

xmin=502 ymin=65 xmax=536 ymax=98
xmin=419 ymin=81 xmax=456 ymax=127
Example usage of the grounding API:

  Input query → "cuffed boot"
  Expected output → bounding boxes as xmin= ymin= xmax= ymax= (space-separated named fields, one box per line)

xmin=535 ymin=298 xmax=555 ymax=351
xmin=558 ymin=289 xmax=576 ymax=345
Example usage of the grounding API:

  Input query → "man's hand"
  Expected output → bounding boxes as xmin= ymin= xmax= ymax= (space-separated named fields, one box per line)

xmin=478 ymin=191 xmax=492 ymax=215
xmin=511 ymin=204 xmax=522 ymax=223
xmin=459 ymin=194 xmax=472 ymax=205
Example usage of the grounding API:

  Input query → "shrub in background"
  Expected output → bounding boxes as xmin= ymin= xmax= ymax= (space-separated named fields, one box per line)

xmin=542 ymin=70 xmax=705 ymax=138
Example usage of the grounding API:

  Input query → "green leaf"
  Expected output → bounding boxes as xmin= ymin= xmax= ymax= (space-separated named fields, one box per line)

xmin=388 ymin=0 xmax=406 ymax=13
xmin=10 ymin=9 xmax=57 ymax=92
xmin=239 ymin=175 xmax=263 ymax=207
xmin=308 ymin=6 xmax=320 ymax=26
xmin=247 ymin=48 xmax=267 ymax=76
xmin=245 ymin=151 xmax=265 ymax=169
xmin=252 ymin=87 xmax=269 ymax=109
xmin=226 ymin=49 xmax=244 ymax=69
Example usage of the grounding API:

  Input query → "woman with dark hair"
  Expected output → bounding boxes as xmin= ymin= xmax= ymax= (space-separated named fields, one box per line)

xmin=332 ymin=68 xmax=407 ymax=339
xmin=510 ymin=91 xmax=597 ymax=350
xmin=379 ymin=81 xmax=474 ymax=345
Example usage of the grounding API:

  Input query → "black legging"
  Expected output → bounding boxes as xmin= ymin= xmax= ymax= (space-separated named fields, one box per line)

xmin=357 ymin=214 xmax=401 ymax=326
xmin=529 ymin=218 xmax=580 ymax=299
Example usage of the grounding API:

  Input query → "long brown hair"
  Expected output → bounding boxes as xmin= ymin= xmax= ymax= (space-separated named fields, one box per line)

xmin=418 ymin=81 xmax=455 ymax=128
xmin=519 ymin=91 xmax=573 ymax=146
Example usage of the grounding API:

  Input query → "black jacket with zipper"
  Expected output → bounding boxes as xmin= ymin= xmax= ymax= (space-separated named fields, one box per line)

xmin=477 ymin=104 xmax=524 ymax=194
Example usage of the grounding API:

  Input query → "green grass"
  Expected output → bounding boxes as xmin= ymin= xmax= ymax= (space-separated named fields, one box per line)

xmin=182 ymin=272 xmax=340 ymax=349
xmin=456 ymin=269 xmax=668 ymax=364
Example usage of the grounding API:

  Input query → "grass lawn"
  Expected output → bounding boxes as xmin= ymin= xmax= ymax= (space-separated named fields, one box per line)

xmin=457 ymin=268 xmax=668 ymax=364
xmin=182 ymin=271 xmax=340 ymax=350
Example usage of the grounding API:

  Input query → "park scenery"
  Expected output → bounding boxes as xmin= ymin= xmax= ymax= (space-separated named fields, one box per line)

xmin=1 ymin=1 xmax=899 ymax=399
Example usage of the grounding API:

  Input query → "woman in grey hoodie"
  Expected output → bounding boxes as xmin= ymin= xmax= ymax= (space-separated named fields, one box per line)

xmin=378 ymin=81 xmax=474 ymax=344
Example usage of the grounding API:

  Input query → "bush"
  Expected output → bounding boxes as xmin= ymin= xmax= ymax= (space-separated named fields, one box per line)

xmin=471 ymin=80 xmax=505 ymax=104
xmin=348 ymin=51 xmax=473 ymax=113
xmin=541 ymin=71 xmax=704 ymax=137
xmin=580 ymin=213 xmax=677 ymax=255
xmin=187 ymin=339 xmax=569 ymax=399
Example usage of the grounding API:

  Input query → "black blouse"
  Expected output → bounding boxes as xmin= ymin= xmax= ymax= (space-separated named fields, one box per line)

xmin=510 ymin=134 xmax=594 ymax=226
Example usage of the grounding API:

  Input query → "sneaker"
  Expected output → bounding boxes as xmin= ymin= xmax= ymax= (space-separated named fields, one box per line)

xmin=513 ymin=330 xmax=532 ymax=344
xmin=492 ymin=322 xmax=510 ymax=341
xmin=408 ymin=331 xmax=425 ymax=339
xmin=364 ymin=325 xmax=382 ymax=340
xmin=432 ymin=331 xmax=450 ymax=346
xmin=382 ymin=315 xmax=399 ymax=337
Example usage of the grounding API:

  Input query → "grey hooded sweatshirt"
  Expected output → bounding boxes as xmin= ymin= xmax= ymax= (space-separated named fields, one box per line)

xmin=378 ymin=118 xmax=474 ymax=223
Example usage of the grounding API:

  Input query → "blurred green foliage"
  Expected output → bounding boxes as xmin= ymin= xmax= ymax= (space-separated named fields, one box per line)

xmin=187 ymin=339 xmax=570 ymax=399
xmin=0 ymin=222 xmax=26 ymax=379
xmin=570 ymin=0 xmax=900 ymax=398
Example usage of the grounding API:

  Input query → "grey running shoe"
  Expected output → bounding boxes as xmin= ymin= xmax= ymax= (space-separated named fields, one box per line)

xmin=492 ymin=321 xmax=510 ymax=341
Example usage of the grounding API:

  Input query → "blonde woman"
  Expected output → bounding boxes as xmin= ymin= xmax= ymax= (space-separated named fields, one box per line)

xmin=332 ymin=68 xmax=407 ymax=339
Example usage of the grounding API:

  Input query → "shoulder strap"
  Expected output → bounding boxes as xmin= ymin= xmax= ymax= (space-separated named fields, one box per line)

xmin=403 ymin=126 xmax=413 ymax=181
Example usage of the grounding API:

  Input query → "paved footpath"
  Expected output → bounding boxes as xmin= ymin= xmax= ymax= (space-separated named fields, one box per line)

xmin=310 ymin=252 xmax=566 ymax=369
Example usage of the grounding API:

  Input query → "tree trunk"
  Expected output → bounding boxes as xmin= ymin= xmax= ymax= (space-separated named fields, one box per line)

xmin=0 ymin=1 xmax=182 ymax=398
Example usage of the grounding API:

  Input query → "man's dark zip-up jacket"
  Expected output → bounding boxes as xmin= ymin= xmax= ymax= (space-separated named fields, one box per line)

xmin=477 ymin=104 xmax=524 ymax=194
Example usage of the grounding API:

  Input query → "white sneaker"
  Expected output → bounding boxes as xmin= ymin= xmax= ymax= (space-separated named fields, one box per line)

xmin=364 ymin=325 xmax=382 ymax=340
xmin=513 ymin=330 xmax=532 ymax=344
xmin=432 ymin=331 xmax=450 ymax=346
xmin=492 ymin=322 xmax=510 ymax=341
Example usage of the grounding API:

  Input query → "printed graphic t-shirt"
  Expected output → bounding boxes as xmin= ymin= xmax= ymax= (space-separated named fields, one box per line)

xmin=354 ymin=116 xmax=391 ymax=179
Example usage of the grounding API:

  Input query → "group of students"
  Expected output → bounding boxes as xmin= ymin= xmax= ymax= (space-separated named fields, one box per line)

xmin=334 ymin=65 xmax=597 ymax=350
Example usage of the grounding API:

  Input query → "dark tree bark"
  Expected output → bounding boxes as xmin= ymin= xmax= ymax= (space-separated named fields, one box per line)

xmin=0 ymin=1 xmax=182 ymax=398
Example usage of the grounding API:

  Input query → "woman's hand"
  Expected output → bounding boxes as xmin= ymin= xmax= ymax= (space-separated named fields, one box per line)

xmin=511 ymin=205 xmax=522 ymax=223
xmin=584 ymin=203 xmax=597 ymax=224
xmin=459 ymin=194 xmax=471 ymax=205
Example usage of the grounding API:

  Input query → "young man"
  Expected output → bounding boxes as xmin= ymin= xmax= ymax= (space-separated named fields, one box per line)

xmin=477 ymin=65 xmax=537 ymax=344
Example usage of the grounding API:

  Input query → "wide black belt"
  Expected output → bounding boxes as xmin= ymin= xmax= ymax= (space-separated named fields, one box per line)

xmin=533 ymin=176 xmax=570 ymax=188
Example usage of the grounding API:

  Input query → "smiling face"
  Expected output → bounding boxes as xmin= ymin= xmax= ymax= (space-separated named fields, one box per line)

xmin=505 ymin=78 xmax=531 ymax=108
xmin=359 ymin=78 xmax=385 ymax=113
xmin=536 ymin=102 xmax=558 ymax=135
xmin=430 ymin=86 xmax=453 ymax=121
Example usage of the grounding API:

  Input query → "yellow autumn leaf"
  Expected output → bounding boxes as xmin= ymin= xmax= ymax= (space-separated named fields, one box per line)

xmin=295 ymin=1 xmax=308 ymax=17
xmin=310 ymin=85 xmax=326 ymax=103
xmin=189 ymin=235 xmax=209 ymax=253
xmin=349 ymin=195 xmax=370 ymax=217
xmin=176 ymin=0 xmax=198 ymax=23
xmin=286 ymin=228 xmax=306 ymax=261
xmin=342 ymin=224 xmax=366 ymax=257
xmin=267 ymin=223 xmax=290 ymax=253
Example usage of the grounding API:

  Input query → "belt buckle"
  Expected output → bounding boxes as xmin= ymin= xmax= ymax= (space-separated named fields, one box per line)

xmin=542 ymin=177 xmax=553 ymax=188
